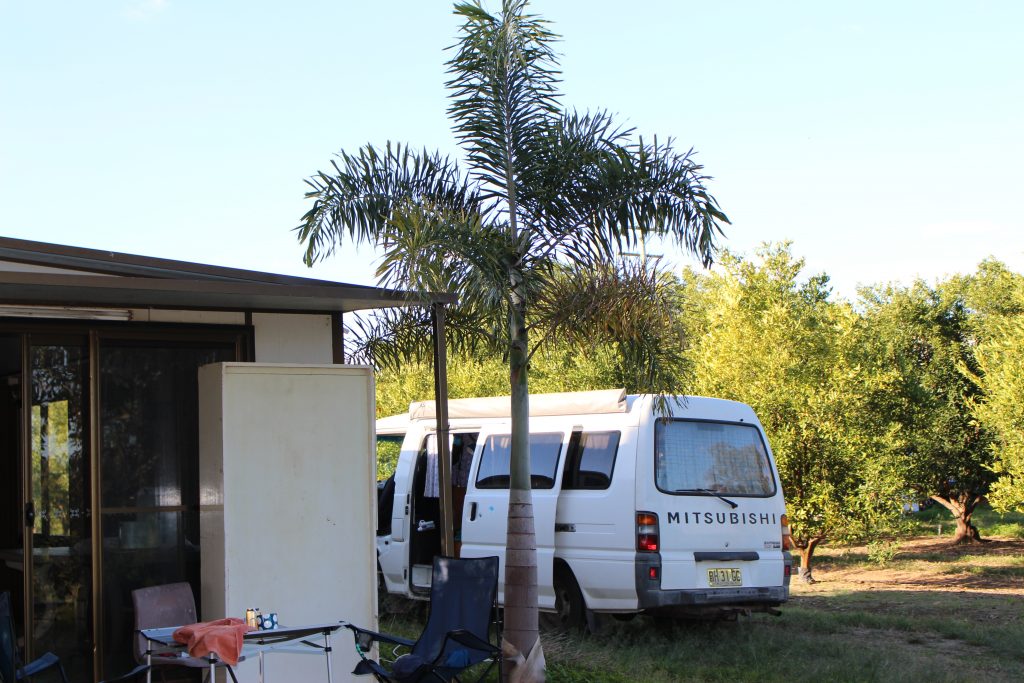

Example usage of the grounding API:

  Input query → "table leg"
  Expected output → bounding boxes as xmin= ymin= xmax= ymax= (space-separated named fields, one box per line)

xmin=324 ymin=631 xmax=333 ymax=683
xmin=210 ymin=654 xmax=216 ymax=683
xmin=259 ymin=648 xmax=265 ymax=683
xmin=145 ymin=637 xmax=153 ymax=683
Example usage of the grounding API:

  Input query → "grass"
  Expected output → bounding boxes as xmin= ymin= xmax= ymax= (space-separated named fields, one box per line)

xmin=537 ymin=596 xmax=1024 ymax=683
xmin=374 ymin=531 xmax=1024 ymax=682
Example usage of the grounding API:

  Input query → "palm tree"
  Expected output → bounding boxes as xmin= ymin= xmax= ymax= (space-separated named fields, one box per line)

xmin=297 ymin=0 xmax=728 ymax=674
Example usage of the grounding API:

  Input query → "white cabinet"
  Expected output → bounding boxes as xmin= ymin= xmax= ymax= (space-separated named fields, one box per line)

xmin=198 ymin=363 xmax=376 ymax=682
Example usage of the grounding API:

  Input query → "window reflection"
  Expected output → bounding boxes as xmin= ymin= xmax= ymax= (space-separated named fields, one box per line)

xmin=30 ymin=342 xmax=92 ymax=680
xmin=99 ymin=341 xmax=234 ymax=677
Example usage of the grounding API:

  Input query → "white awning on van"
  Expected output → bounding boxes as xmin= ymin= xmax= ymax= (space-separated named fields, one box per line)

xmin=408 ymin=388 xmax=628 ymax=421
xmin=376 ymin=413 xmax=411 ymax=433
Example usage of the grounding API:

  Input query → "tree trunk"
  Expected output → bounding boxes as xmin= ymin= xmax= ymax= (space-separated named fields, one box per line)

xmin=502 ymin=271 xmax=542 ymax=681
xmin=795 ymin=537 xmax=822 ymax=583
xmin=932 ymin=494 xmax=984 ymax=545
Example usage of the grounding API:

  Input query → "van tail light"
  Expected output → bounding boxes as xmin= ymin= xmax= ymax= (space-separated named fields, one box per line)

xmin=781 ymin=513 xmax=793 ymax=551
xmin=637 ymin=512 xmax=659 ymax=553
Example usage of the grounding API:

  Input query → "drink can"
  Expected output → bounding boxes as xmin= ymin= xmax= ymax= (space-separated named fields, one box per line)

xmin=245 ymin=608 xmax=257 ymax=628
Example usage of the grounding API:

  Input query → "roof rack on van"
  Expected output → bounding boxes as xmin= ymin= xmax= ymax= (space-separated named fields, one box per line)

xmin=407 ymin=388 xmax=628 ymax=421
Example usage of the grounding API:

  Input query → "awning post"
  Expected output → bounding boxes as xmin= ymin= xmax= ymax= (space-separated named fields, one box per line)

xmin=431 ymin=302 xmax=454 ymax=556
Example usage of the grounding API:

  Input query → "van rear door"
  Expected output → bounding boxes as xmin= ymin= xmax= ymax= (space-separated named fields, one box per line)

xmin=460 ymin=428 xmax=567 ymax=609
xmin=651 ymin=418 xmax=785 ymax=593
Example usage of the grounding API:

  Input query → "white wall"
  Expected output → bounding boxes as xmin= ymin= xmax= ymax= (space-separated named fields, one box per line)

xmin=199 ymin=363 xmax=376 ymax=682
xmin=252 ymin=312 xmax=334 ymax=364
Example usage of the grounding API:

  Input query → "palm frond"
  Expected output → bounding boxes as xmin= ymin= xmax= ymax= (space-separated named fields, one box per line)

xmin=515 ymin=110 xmax=635 ymax=266
xmin=530 ymin=260 xmax=693 ymax=395
xmin=345 ymin=305 xmax=506 ymax=370
xmin=446 ymin=0 xmax=561 ymax=203
xmin=296 ymin=142 xmax=479 ymax=265
xmin=592 ymin=135 xmax=729 ymax=267
xmin=508 ymin=110 xmax=729 ymax=272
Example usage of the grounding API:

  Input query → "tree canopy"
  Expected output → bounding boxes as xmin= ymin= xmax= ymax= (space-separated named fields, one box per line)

xmin=962 ymin=261 xmax=1024 ymax=513
xmin=859 ymin=279 xmax=997 ymax=543
xmin=682 ymin=243 xmax=904 ymax=577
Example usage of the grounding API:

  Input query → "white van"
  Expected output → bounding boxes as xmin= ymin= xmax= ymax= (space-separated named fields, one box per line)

xmin=375 ymin=389 xmax=792 ymax=626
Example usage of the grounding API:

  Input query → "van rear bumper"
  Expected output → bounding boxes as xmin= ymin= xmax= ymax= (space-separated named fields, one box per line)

xmin=635 ymin=555 xmax=788 ymax=608
xmin=637 ymin=584 xmax=789 ymax=608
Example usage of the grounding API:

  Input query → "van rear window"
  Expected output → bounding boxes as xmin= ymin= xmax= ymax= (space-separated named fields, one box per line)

xmin=654 ymin=419 xmax=775 ymax=497
xmin=475 ymin=433 xmax=563 ymax=489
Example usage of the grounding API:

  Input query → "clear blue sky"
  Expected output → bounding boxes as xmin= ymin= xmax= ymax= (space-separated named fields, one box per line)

xmin=2 ymin=0 xmax=1021 ymax=300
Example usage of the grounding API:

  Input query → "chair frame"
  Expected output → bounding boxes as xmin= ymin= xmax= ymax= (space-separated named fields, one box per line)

xmin=128 ymin=583 xmax=239 ymax=683
xmin=345 ymin=555 xmax=502 ymax=682
xmin=0 ymin=590 xmax=70 ymax=683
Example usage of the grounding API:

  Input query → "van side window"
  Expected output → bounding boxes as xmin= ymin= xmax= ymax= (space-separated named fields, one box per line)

xmin=376 ymin=433 xmax=404 ymax=480
xmin=562 ymin=431 xmax=619 ymax=490
xmin=475 ymin=432 xmax=563 ymax=489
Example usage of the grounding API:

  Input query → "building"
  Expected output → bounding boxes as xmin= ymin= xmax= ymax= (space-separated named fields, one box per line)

xmin=0 ymin=237 xmax=453 ymax=681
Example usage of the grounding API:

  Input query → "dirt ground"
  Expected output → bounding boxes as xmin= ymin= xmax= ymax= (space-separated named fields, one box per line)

xmin=796 ymin=536 xmax=1024 ymax=595
xmin=789 ymin=534 xmax=1024 ymax=641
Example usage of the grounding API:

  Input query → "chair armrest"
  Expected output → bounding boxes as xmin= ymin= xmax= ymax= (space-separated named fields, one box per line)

xmin=344 ymin=623 xmax=416 ymax=651
xmin=20 ymin=651 xmax=68 ymax=682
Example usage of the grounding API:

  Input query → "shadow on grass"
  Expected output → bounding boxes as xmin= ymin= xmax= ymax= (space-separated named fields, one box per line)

xmin=905 ymin=539 xmax=1024 ymax=564
xmin=941 ymin=563 xmax=1024 ymax=579
xmin=813 ymin=551 xmax=870 ymax=569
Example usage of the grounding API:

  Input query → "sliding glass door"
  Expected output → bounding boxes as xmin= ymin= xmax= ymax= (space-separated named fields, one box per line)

xmin=3 ymin=325 xmax=247 ymax=681
xmin=27 ymin=339 xmax=93 ymax=681
xmin=97 ymin=340 xmax=235 ymax=677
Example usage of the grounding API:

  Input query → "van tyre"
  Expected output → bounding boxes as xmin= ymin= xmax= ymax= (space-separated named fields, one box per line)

xmin=546 ymin=568 xmax=586 ymax=632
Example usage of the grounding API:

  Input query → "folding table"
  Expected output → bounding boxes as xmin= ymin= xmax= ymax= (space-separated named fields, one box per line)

xmin=140 ymin=622 xmax=341 ymax=683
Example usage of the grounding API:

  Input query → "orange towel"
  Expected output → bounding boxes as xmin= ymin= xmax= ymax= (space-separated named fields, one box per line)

xmin=172 ymin=618 xmax=251 ymax=666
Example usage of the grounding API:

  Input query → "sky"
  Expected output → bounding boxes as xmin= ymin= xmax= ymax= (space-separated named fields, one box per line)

xmin=1 ymin=0 xmax=1022 ymax=301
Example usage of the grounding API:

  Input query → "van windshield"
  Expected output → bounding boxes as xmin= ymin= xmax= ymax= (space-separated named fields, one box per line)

xmin=654 ymin=419 xmax=775 ymax=497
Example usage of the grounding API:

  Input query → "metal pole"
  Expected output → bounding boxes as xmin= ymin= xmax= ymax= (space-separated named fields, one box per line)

xmin=431 ymin=303 xmax=454 ymax=557
xmin=324 ymin=630 xmax=333 ymax=683
xmin=331 ymin=311 xmax=344 ymax=364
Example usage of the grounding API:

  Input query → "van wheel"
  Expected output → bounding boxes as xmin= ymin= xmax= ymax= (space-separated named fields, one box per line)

xmin=545 ymin=568 xmax=586 ymax=632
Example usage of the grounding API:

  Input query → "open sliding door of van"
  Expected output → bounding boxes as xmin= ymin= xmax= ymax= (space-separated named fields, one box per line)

xmin=460 ymin=428 xmax=567 ymax=609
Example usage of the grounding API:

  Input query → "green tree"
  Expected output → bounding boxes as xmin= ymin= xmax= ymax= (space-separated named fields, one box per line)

xmin=375 ymin=345 xmax=625 ymax=421
xmin=962 ymin=260 xmax=1024 ymax=513
xmin=859 ymin=280 xmax=996 ymax=543
xmin=296 ymin=0 xmax=726 ymax=669
xmin=972 ymin=316 xmax=1024 ymax=512
xmin=684 ymin=243 xmax=898 ymax=580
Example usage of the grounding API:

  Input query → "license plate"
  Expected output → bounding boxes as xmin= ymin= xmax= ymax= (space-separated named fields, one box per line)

xmin=707 ymin=568 xmax=742 ymax=587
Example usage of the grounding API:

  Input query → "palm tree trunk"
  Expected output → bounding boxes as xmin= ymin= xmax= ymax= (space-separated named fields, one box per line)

xmin=503 ymin=270 xmax=540 ymax=670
